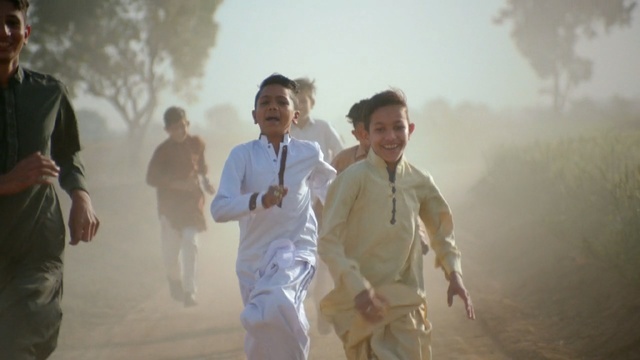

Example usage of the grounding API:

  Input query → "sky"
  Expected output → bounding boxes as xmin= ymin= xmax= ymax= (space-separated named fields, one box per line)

xmin=80 ymin=0 xmax=640 ymax=132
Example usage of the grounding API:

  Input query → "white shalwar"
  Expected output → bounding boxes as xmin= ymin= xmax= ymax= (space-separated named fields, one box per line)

xmin=210 ymin=134 xmax=336 ymax=360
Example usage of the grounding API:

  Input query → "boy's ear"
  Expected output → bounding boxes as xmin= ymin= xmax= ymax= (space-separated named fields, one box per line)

xmin=24 ymin=25 xmax=31 ymax=44
xmin=292 ymin=110 xmax=300 ymax=124
xmin=408 ymin=122 xmax=415 ymax=137
xmin=252 ymin=110 xmax=257 ymax=124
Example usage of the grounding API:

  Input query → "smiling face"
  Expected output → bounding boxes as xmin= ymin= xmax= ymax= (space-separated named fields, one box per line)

xmin=0 ymin=1 xmax=30 ymax=67
xmin=252 ymin=84 xmax=299 ymax=143
xmin=366 ymin=104 xmax=414 ymax=170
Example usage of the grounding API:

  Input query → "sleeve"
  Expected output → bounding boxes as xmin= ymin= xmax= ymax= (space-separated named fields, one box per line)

xmin=146 ymin=146 xmax=168 ymax=188
xmin=210 ymin=146 xmax=264 ymax=222
xmin=195 ymin=136 xmax=209 ymax=176
xmin=318 ymin=170 xmax=371 ymax=299
xmin=418 ymin=175 xmax=463 ymax=277
xmin=51 ymin=85 xmax=88 ymax=196
xmin=309 ymin=143 xmax=337 ymax=205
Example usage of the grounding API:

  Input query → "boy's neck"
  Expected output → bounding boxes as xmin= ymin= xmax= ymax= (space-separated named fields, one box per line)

xmin=295 ymin=116 xmax=310 ymax=128
xmin=0 ymin=60 xmax=20 ymax=87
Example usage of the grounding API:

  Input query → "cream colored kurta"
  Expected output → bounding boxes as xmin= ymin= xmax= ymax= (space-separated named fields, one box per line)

xmin=318 ymin=150 xmax=462 ymax=359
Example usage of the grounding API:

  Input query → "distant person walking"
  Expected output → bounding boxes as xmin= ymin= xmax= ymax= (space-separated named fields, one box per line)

xmin=0 ymin=0 xmax=100 ymax=358
xmin=146 ymin=106 xmax=216 ymax=307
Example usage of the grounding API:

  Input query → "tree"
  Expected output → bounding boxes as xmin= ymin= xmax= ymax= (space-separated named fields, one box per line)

xmin=494 ymin=0 xmax=636 ymax=112
xmin=76 ymin=109 xmax=111 ymax=140
xmin=25 ymin=0 xmax=223 ymax=150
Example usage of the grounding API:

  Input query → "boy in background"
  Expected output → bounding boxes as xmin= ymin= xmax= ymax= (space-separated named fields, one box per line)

xmin=146 ymin=106 xmax=215 ymax=307
xmin=291 ymin=77 xmax=344 ymax=163
xmin=290 ymin=78 xmax=343 ymax=335
xmin=210 ymin=74 xmax=335 ymax=359
xmin=330 ymin=98 xmax=370 ymax=174
xmin=319 ymin=89 xmax=475 ymax=359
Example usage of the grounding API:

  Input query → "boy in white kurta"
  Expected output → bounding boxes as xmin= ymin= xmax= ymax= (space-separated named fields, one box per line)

xmin=319 ymin=89 xmax=476 ymax=359
xmin=210 ymin=74 xmax=336 ymax=360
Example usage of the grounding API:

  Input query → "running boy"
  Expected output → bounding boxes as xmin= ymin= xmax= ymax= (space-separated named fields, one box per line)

xmin=319 ymin=89 xmax=475 ymax=359
xmin=330 ymin=98 xmax=370 ymax=174
xmin=146 ymin=106 xmax=215 ymax=307
xmin=210 ymin=74 xmax=336 ymax=359
xmin=291 ymin=77 xmax=343 ymax=163
xmin=333 ymin=98 xmax=430 ymax=255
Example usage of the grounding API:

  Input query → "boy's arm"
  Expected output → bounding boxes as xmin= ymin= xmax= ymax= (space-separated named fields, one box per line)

xmin=418 ymin=175 xmax=462 ymax=277
xmin=309 ymin=145 xmax=337 ymax=205
xmin=146 ymin=148 xmax=167 ymax=188
xmin=196 ymin=138 xmax=215 ymax=195
xmin=210 ymin=147 xmax=261 ymax=222
xmin=51 ymin=88 xmax=100 ymax=244
xmin=318 ymin=172 xmax=371 ymax=299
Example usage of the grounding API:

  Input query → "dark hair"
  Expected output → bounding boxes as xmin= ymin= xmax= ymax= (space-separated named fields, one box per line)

xmin=254 ymin=73 xmax=299 ymax=108
xmin=293 ymin=77 xmax=316 ymax=101
xmin=346 ymin=98 xmax=369 ymax=130
xmin=163 ymin=106 xmax=186 ymax=127
xmin=363 ymin=89 xmax=408 ymax=130
xmin=3 ymin=0 xmax=29 ymax=18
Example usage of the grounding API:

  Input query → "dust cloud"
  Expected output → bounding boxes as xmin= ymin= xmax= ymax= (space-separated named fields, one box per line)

xmin=48 ymin=99 xmax=640 ymax=359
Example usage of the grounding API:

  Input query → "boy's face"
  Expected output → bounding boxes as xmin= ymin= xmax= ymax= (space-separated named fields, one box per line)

xmin=0 ymin=2 xmax=30 ymax=64
xmin=252 ymin=84 xmax=299 ymax=138
xmin=352 ymin=121 xmax=370 ymax=151
xmin=294 ymin=92 xmax=313 ymax=123
xmin=165 ymin=118 xmax=189 ymax=142
xmin=366 ymin=104 xmax=414 ymax=168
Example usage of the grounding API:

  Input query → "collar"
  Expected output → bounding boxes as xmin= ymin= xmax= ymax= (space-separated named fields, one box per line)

xmin=8 ymin=65 xmax=24 ymax=85
xmin=259 ymin=133 xmax=292 ymax=146
xmin=366 ymin=149 xmax=406 ymax=174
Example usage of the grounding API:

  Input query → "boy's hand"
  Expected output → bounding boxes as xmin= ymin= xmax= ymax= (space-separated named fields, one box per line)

xmin=69 ymin=190 xmax=100 ymax=245
xmin=261 ymin=185 xmax=288 ymax=209
xmin=447 ymin=272 xmax=476 ymax=320
xmin=0 ymin=152 xmax=59 ymax=195
xmin=354 ymin=288 xmax=389 ymax=323
xmin=202 ymin=178 xmax=216 ymax=195
xmin=204 ymin=183 xmax=216 ymax=195
xmin=421 ymin=240 xmax=429 ymax=255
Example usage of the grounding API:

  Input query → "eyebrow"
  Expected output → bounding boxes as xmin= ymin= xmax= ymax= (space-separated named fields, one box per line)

xmin=258 ymin=95 xmax=289 ymax=101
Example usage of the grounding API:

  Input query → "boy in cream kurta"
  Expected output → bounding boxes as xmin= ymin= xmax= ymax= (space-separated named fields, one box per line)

xmin=319 ymin=89 xmax=475 ymax=360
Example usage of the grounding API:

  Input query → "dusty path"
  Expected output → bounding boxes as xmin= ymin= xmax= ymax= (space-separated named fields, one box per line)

xmin=51 ymin=223 xmax=509 ymax=360
xmin=48 ymin=150 xmax=511 ymax=359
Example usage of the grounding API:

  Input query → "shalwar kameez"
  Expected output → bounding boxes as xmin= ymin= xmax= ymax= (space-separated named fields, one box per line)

xmin=210 ymin=134 xmax=335 ymax=359
xmin=319 ymin=150 xmax=463 ymax=360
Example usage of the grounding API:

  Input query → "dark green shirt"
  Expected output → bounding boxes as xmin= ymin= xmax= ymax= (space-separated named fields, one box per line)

xmin=0 ymin=66 xmax=88 ymax=313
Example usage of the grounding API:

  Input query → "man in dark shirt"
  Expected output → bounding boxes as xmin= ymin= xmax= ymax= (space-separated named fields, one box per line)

xmin=0 ymin=1 xmax=100 ymax=358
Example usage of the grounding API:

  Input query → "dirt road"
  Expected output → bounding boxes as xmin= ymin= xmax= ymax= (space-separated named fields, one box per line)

xmin=47 ymin=175 xmax=511 ymax=360
xmin=50 ymin=229 xmax=509 ymax=360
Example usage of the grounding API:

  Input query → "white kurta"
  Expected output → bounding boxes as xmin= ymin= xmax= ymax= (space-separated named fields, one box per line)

xmin=290 ymin=117 xmax=344 ymax=162
xmin=210 ymin=134 xmax=336 ymax=359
